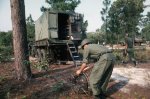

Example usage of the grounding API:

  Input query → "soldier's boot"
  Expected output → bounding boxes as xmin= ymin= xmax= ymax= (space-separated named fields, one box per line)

xmin=133 ymin=60 xmax=137 ymax=67
xmin=94 ymin=95 xmax=100 ymax=99
xmin=94 ymin=94 xmax=106 ymax=99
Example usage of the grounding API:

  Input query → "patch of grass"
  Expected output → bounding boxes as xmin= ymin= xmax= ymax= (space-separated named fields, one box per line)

xmin=113 ymin=49 xmax=128 ymax=65
xmin=0 ymin=76 xmax=6 ymax=82
xmin=33 ymin=60 xmax=49 ymax=71
xmin=0 ymin=46 xmax=13 ymax=62
xmin=113 ymin=48 xmax=150 ymax=64
xmin=132 ymin=91 xmax=148 ymax=99
xmin=51 ymin=81 xmax=65 ymax=92
xmin=135 ymin=49 xmax=150 ymax=62
xmin=21 ymin=95 xmax=27 ymax=99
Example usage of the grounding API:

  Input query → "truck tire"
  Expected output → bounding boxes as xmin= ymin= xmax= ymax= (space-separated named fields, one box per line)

xmin=41 ymin=49 xmax=46 ymax=61
xmin=47 ymin=49 xmax=55 ymax=64
xmin=31 ymin=46 xmax=36 ymax=57
xmin=37 ymin=48 xmax=42 ymax=62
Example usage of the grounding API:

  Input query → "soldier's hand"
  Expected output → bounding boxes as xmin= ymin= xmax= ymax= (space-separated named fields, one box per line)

xmin=76 ymin=70 xmax=82 ymax=76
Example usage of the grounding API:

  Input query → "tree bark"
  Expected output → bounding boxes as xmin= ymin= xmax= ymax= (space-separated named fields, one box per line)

xmin=10 ymin=0 xmax=32 ymax=80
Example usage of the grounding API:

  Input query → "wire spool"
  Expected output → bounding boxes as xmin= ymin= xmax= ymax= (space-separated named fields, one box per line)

xmin=70 ymin=73 xmax=89 ymax=95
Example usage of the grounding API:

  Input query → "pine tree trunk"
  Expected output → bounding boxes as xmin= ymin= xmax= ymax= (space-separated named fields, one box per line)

xmin=10 ymin=0 xmax=32 ymax=80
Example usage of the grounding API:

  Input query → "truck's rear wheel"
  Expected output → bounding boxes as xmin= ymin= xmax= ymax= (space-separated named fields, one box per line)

xmin=31 ymin=46 xmax=36 ymax=57
xmin=41 ymin=49 xmax=46 ymax=61
xmin=37 ymin=48 xmax=47 ymax=62
xmin=47 ymin=50 xmax=55 ymax=64
xmin=37 ymin=48 xmax=42 ymax=62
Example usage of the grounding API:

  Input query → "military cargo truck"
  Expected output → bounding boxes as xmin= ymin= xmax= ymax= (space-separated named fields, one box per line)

xmin=31 ymin=10 xmax=83 ymax=66
xmin=134 ymin=37 xmax=144 ymax=46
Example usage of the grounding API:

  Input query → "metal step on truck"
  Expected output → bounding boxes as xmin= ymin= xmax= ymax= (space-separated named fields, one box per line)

xmin=30 ymin=10 xmax=84 ymax=66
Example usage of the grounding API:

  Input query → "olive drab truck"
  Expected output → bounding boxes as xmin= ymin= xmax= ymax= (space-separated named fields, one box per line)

xmin=32 ymin=10 xmax=83 ymax=66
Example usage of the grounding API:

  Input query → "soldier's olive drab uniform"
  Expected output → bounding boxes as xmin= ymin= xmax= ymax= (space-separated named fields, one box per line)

xmin=125 ymin=37 xmax=136 ymax=63
xmin=82 ymin=44 xmax=115 ymax=96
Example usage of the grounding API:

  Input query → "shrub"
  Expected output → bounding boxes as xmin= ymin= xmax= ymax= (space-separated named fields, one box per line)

xmin=0 ymin=46 xmax=13 ymax=62
xmin=135 ymin=49 xmax=150 ymax=62
xmin=113 ymin=49 xmax=125 ymax=64
xmin=33 ymin=60 xmax=49 ymax=71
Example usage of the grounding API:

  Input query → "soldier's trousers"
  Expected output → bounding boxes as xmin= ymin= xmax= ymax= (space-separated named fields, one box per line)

xmin=89 ymin=54 xmax=114 ymax=96
xmin=127 ymin=48 xmax=136 ymax=62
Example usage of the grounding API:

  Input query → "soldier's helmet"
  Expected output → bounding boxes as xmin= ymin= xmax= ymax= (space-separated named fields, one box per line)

xmin=80 ymin=39 xmax=91 ymax=49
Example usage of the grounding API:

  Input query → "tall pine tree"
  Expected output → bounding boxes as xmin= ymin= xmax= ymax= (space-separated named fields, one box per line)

xmin=10 ymin=0 xmax=32 ymax=80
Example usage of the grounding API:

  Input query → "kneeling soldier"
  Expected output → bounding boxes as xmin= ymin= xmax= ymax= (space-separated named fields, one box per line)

xmin=76 ymin=39 xmax=115 ymax=99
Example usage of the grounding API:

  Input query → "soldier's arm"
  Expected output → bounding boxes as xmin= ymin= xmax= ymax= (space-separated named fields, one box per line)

xmin=76 ymin=46 xmax=90 ymax=75
xmin=76 ymin=63 xmax=87 ymax=75
xmin=83 ymin=64 xmax=93 ymax=72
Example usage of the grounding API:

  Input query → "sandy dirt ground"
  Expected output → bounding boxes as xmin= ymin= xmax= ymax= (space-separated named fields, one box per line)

xmin=0 ymin=60 xmax=150 ymax=99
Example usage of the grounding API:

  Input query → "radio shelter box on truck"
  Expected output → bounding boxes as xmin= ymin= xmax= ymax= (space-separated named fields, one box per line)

xmin=35 ymin=10 xmax=83 ymax=41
